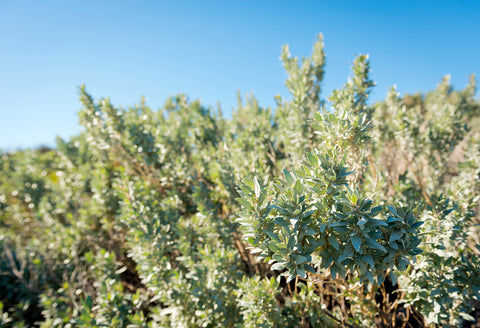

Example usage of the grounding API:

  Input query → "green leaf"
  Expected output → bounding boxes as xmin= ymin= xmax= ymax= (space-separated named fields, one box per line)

xmin=330 ymin=266 xmax=338 ymax=280
xmin=357 ymin=217 xmax=367 ymax=225
xmin=294 ymin=179 xmax=303 ymax=194
xmin=411 ymin=221 xmax=424 ymax=228
xmin=377 ymin=273 xmax=385 ymax=285
xmin=322 ymin=256 xmax=334 ymax=269
xmin=397 ymin=257 xmax=409 ymax=271
xmin=283 ymin=169 xmax=294 ymax=185
xmin=350 ymin=235 xmax=362 ymax=252
xmin=389 ymin=230 xmax=403 ymax=242
xmin=365 ymin=270 xmax=374 ymax=284
xmin=328 ymin=236 xmax=340 ymax=250
xmin=266 ymin=231 xmax=281 ymax=243
xmin=237 ymin=198 xmax=252 ymax=210
xmin=83 ymin=295 xmax=93 ymax=309
xmin=389 ymin=271 xmax=398 ymax=286
xmin=293 ymin=254 xmax=308 ymax=265
xmin=372 ymin=219 xmax=389 ymax=227
xmin=271 ymin=262 xmax=287 ymax=271
xmin=286 ymin=274 xmax=295 ymax=283
xmin=459 ymin=313 xmax=475 ymax=322
xmin=254 ymin=177 xmax=261 ymax=198
xmin=338 ymin=245 xmax=354 ymax=262
xmin=320 ymin=223 xmax=327 ymax=233
xmin=296 ymin=266 xmax=307 ymax=278
xmin=272 ymin=254 xmax=284 ymax=261
xmin=370 ymin=205 xmax=382 ymax=216
xmin=360 ymin=254 xmax=375 ymax=268
xmin=338 ymin=170 xmax=354 ymax=178
xmin=387 ymin=217 xmax=403 ymax=224
xmin=274 ymin=217 xmax=288 ymax=227
xmin=365 ymin=238 xmax=387 ymax=252
xmin=300 ymin=209 xmax=316 ymax=219
xmin=305 ymin=263 xmax=316 ymax=273
xmin=329 ymin=222 xmax=347 ymax=228
xmin=239 ymin=184 xmax=253 ymax=195
xmin=332 ymin=226 xmax=349 ymax=233
xmin=306 ymin=152 xmax=318 ymax=166
xmin=407 ymin=248 xmax=423 ymax=256
xmin=287 ymin=236 xmax=296 ymax=250
xmin=387 ymin=205 xmax=398 ymax=216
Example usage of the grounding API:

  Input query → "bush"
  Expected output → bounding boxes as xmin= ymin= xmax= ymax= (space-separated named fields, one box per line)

xmin=1 ymin=34 xmax=479 ymax=327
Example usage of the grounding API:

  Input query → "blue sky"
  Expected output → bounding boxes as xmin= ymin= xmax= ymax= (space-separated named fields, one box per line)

xmin=1 ymin=1 xmax=479 ymax=149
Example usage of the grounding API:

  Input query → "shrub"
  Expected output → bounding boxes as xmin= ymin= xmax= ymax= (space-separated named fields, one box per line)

xmin=0 ymin=34 xmax=479 ymax=327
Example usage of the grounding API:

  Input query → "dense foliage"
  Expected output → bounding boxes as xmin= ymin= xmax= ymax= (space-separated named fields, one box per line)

xmin=1 ymin=35 xmax=479 ymax=327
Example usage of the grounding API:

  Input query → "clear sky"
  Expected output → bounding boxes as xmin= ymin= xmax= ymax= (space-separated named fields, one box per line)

xmin=1 ymin=1 xmax=479 ymax=149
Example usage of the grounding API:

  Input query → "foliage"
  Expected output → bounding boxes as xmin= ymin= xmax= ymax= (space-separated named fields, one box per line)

xmin=1 ymin=34 xmax=479 ymax=327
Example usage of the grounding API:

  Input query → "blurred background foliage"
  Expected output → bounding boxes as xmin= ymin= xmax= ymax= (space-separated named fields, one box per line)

xmin=1 ymin=35 xmax=479 ymax=327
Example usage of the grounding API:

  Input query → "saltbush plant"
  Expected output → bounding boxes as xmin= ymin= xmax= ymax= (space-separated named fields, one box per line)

xmin=0 ymin=34 xmax=479 ymax=327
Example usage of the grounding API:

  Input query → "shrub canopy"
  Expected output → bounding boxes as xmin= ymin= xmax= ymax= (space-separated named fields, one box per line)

xmin=1 ymin=34 xmax=479 ymax=327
